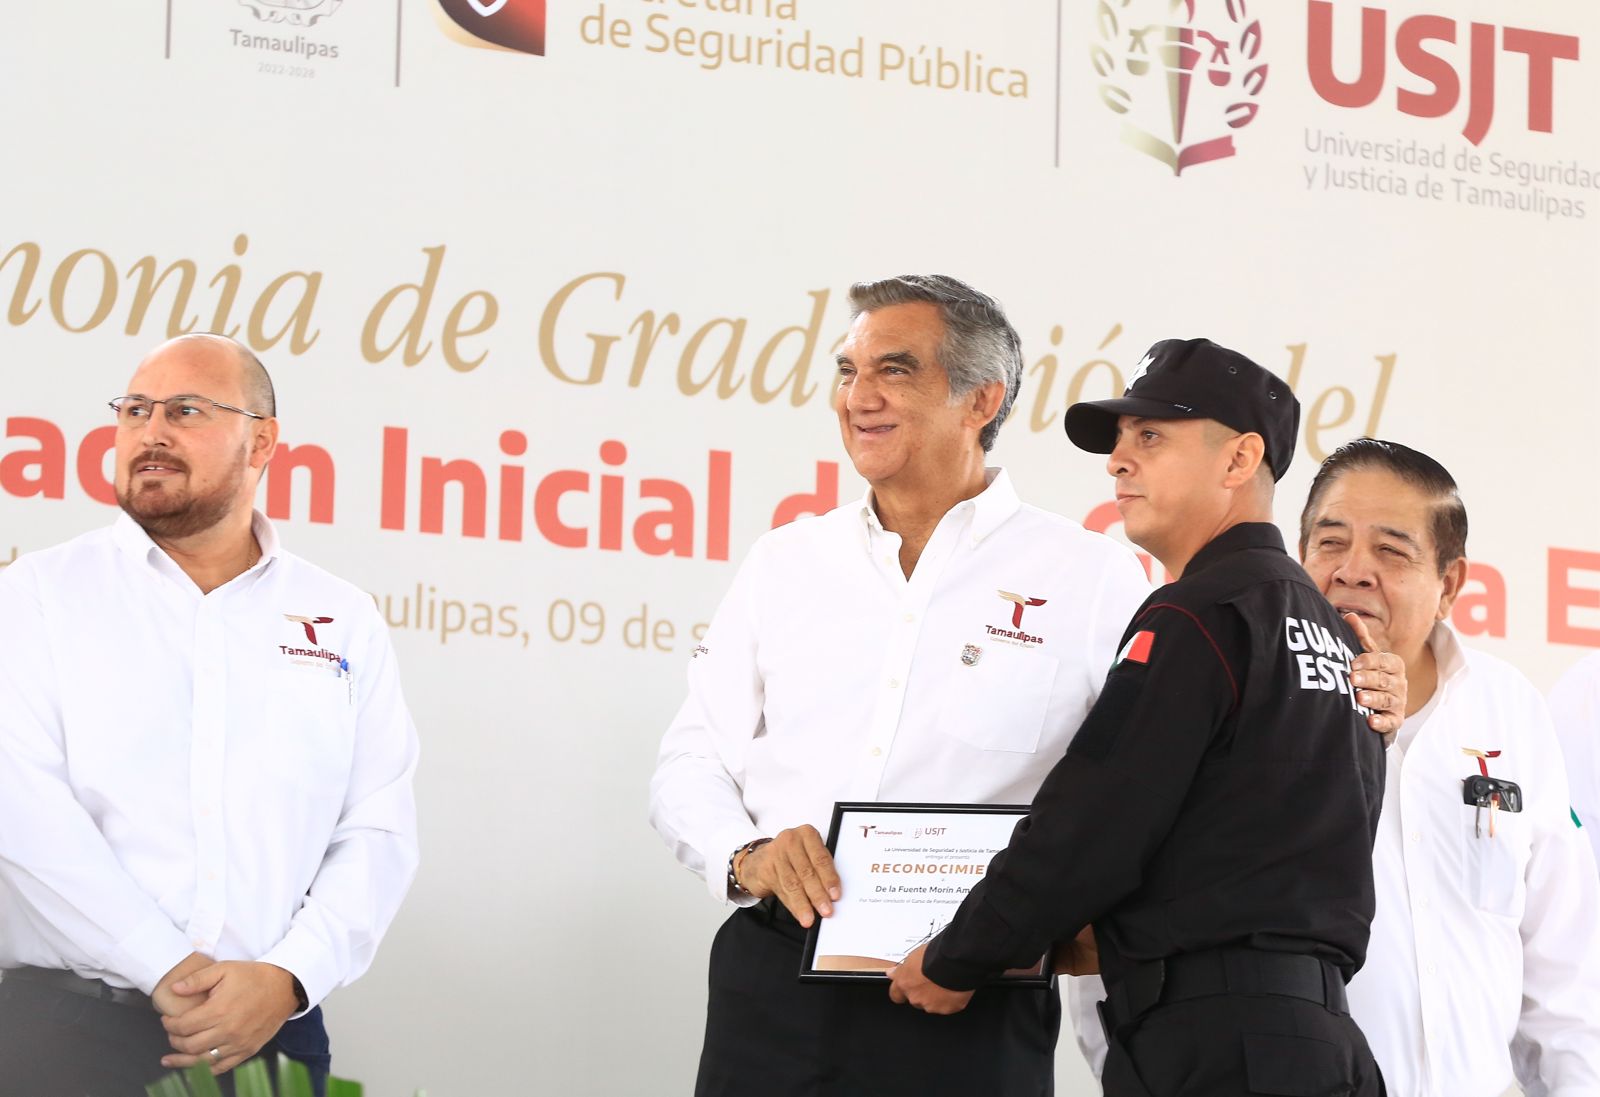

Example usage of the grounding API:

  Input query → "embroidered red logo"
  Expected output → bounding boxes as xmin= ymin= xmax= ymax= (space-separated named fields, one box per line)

xmin=284 ymin=614 xmax=335 ymax=645
xmin=1462 ymin=747 xmax=1502 ymax=776
xmin=997 ymin=590 xmax=1048 ymax=628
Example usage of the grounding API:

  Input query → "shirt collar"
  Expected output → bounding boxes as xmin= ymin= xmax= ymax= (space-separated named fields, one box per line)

xmin=1425 ymin=620 xmax=1469 ymax=689
xmin=1184 ymin=521 xmax=1286 ymax=576
xmin=856 ymin=467 xmax=1021 ymax=546
xmin=112 ymin=509 xmax=282 ymax=575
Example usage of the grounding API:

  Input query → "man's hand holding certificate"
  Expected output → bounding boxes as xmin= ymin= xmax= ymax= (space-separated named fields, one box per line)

xmin=798 ymin=804 xmax=1049 ymax=987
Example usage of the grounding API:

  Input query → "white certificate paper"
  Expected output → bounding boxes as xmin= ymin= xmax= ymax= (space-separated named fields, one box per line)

xmin=801 ymin=802 xmax=1048 ymax=985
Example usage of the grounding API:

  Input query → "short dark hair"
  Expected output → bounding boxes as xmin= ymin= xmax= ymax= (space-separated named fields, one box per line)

xmin=846 ymin=275 xmax=1023 ymax=453
xmin=1298 ymin=438 xmax=1467 ymax=575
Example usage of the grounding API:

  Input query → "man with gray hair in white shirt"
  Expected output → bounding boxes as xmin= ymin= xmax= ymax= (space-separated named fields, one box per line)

xmin=1298 ymin=437 xmax=1600 ymax=1096
xmin=0 ymin=334 xmax=419 ymax=1097
xmin=651 ymin=274 xmax=1155 ymax=1096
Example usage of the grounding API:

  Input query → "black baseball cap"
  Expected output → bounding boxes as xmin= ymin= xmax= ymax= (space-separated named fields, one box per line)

xmin=1063 ymin=337 xmax=1300 ymax=481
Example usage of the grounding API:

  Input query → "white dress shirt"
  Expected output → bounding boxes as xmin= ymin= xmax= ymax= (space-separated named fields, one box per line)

xmin=0 ymin=511 xmax=419 ymax=1011
xmin=1549 ymin=651 xmax=1600 ymax=871
xmin=649 ymin=468 xmax=1151 ymax=905
xmin=1348 ymin=623 xmax=1600 ymax=1097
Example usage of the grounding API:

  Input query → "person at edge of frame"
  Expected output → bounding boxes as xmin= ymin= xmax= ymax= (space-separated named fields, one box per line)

xmin=0 ymin=334 xmax=420 ymax=1097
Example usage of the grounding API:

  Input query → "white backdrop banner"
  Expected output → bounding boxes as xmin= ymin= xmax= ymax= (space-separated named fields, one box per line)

xmin=3 ymin=2 xmax=1598 ymax=1094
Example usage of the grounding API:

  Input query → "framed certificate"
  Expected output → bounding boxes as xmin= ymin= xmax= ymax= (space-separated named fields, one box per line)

xmin=798 ymin=802 xmax=1051 ymax=987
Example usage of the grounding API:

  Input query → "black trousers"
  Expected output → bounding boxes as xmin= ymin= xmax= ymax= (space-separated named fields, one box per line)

xmin=1103 ymin=994 xmax=1385 ymax=1097
xmin=0 ymin=974 xmax=331 ymax=1097
xmin=696 ymin=902 xmax=1059 ymax=1097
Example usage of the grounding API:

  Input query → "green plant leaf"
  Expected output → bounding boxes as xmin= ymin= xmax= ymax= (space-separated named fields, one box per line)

xmin=326 ymin=1077 xmax=363 ymax=1097
xmin=144 ymin=1074 xmax=190 ymax=1097
xmin=184 ymin=1062 xmax=225 ymax=1097
xmin=276 ymin=1052 xmax=315 ymax=1097
xmin=234 ymin=1057 xmax=275 ymax=1097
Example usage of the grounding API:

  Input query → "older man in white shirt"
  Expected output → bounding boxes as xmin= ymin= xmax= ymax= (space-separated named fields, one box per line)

xmin=1298 ymin=438 xmax=1600 ymax=1097
xmin=651 ymin=275 xmax=1154 ymax=1097
xmin=0 ymin=334 xmax=419 ymax=1097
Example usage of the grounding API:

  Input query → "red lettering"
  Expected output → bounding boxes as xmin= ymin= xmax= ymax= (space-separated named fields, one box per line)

xmin=380 ymin=426 xmax=408 ymax=531
xmin=771 ymin=461 xmax=839 ymax=528
xmin=1307 ymin=2 xmax=1386 ymax=108
xmin=1452 ymin=562 xmax=1506 ymax=638
xmin=1549 ymin=548 xmax=1600 ymax=647
xmin=707 ymin=450 xmax=731 ymax=562
xmin=75 ymin=426 xmax=116 ymax=506
xmin=634 ymin=480 xmax=694 ymax=557
xmin=1395 ymin=15 xmax=1459 ymax=119
xmin=1503 ymin=27 xmax=1580 ymax=133
xmin=419 ymin=457 xmax=486 ymax=538
xmin=599 ymin=440 xmax=627 ymax=552
xmin=498 ymin=430 xmax=527 ymax=541
xmin=0 ymin=417 xmax=66 ymax=499
xmin=533 ymin=470 xmax=589 ymax=549
xmin=265 ymin=442 xmax=335 ymax=524
xmin=1462 ymin=22 xmax=1496 ymax=146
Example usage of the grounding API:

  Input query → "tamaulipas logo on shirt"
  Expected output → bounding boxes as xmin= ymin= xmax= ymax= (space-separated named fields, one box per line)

xmin=281 ymin=614 xmax=343 ymax=669
xmin=989 ymin=590 xmax=1048 ymax=647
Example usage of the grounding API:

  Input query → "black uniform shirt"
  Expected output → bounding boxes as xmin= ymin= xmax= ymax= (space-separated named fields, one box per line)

xmin=922 ymin=522 xmax=1386 ymax=990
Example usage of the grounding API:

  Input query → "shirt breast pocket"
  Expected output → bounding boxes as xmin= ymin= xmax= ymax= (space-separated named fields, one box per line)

xmin=1458 ymin=801 xmax=1525 ymax=918
xmin=266 ymin=666 xmax=356 ymax=793
xmin=936 ymin=645 xmax=1058 ymax=755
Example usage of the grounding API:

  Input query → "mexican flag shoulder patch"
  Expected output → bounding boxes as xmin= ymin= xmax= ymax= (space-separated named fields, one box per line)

xmin=1115 ymin=630 xmax=1156 ymax=667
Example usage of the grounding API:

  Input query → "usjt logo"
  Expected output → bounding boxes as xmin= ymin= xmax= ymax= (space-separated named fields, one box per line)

xmin=1306 ymin=2 xmax=1579 ymax=146
xmin=1091 ymin=0 xmax=1267 ymax=176
xmin=432 ymin=0 xmax=546 ymax=55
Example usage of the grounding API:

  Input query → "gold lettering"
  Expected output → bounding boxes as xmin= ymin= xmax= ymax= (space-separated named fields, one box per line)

xmin=0 ymin=242 xmax=42 ymax=325
xmin=124 ymin=256 xmax=199 ymax=337
xmin=539 ymin=271 xmax=625 ymax=386
xmin=48 ymin=248 xmax=117 ymax=333
xmin=247 ymin=269 xmax=322 ymax=353
xmin=677 ymin=317 xmax=746 ymax=399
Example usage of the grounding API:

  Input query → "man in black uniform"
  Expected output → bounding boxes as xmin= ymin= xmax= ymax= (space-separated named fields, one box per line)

xmin=888 ymin=338 xmax=1389 ymax=1096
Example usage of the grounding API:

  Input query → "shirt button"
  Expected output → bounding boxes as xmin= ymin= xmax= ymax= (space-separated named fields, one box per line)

xmin=871 ymin=747 xmax=883 ymax=757
xmin=1409 ymin=831 xmax=1421 ymax=844
xmin=1426 ymin=962 xmax=1437 ymax=975
xmin=191 ymin=937 xmax=206 ymax=948
xmin=205 ymin=871 xmax=217 ymax=882
xmin=888 ymin=678 xmax=900 ymax=689
xmin=199 ymin=806 xmax=212 ymax=818
xmin=903 ymin=613 xmax=915 ymax=623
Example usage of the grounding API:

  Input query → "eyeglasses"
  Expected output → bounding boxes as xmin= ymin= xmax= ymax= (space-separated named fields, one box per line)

xmin=108 ymin=395 xmax=266 ymax=428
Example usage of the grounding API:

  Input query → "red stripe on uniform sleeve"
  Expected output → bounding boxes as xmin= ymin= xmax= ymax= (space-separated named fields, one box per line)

xmin=1141 ymin=603 xmax=1240 ymax=709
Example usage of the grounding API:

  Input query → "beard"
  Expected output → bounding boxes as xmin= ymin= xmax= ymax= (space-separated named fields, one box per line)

xmin=116 ymin=452 xmax=248 ymax=541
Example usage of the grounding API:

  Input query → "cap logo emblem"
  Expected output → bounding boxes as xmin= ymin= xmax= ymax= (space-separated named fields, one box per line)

xmin=1127 ymin=352 xmax=1156 ymax=390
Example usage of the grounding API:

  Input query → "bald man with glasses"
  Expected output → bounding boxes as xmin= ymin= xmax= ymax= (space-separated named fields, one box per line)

xmin=0 ymin=334 xmax=419 ymax=1097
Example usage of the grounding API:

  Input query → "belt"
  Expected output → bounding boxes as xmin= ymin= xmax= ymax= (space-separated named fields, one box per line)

xmin=2 ymin=966 xmax=152 ymax=1009
xmin=1101 ymin=947 xmax=1347 ymax=1034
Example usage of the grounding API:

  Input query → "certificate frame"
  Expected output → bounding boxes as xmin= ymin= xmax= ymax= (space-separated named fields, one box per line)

xmin=797 ymin=801 xmax=1052 ymax=987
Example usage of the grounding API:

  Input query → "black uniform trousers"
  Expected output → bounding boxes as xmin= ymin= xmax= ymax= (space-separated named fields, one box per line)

xmin=0 ymin=973 xmax=331 ymax=1097
xmin=696 ymin=900 xmax=1059 ymax=1097
xmin=1098 ymin=951 xmax=1385 ymax=1097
